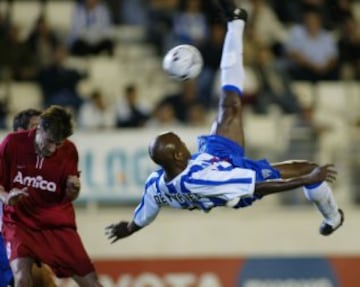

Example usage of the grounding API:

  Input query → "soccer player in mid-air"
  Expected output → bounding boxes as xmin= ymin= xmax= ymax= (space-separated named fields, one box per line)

xmin=0 ymin=109 xmax=58 ymax=287
xmin=105 ymin=0 xmax=343 ymax=243
xmin=0 ymin=106 xmax=103 ymax=287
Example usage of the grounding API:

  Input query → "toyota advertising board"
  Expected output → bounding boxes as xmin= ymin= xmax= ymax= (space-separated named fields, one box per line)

xmin=56 ymin=257 xmax=360 ymax=287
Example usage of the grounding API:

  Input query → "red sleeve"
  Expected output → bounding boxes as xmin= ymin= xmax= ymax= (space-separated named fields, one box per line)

xmin=65 ymin=142 xmax=80 ymax=177
xmin=0 ymin=135 xmax=12 ymax=191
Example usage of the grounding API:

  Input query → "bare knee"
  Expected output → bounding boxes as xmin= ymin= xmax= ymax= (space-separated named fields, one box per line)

xmin=73 ymin=272 xmax=103 ymax=287
xmin=11 ymin=258 xmax=34 ymax=287
xmin=13 ymin=269 xmax=33 ymax=287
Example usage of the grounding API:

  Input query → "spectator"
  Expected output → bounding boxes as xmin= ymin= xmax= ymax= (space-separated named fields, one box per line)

xmin=252 ymin=45 xmax=300 ymax=114
xmin=0 ymin=11 xmax=9 ymax=38
xmin=118 ymin=0 xmax=148 ymax=26
xmin=37 ymin=46 xmax=85 ymax=113
xmin=0 ymin=25 xmax=36 ymax=81
xmin=186 ymin=102 xmax=208 ymax=126
xmin=271 ymin=0 xmax=303 ymax=24
xmin=198 ymin=22 xmax=225 ymax=108
xmin=248 ymin=0 xmax=288 ymax=57
xmin=162 ymin=80 xmax=202 ymax=123
xmin=146 ymin=99 xmax=181 ymax=128
xmin=115 ymin=84 xmax=149 ymax=128
xmin=338 ymin=14 xmax=360 ymax=80
xmin=0 ymin=100 xmax=7 ymax=130
xmin=68 ymin=0 xmax=114 ymax=57
xmin=144 ymin=0 xmax=179 ymax=55
xmin=171 ymin=0 xmax=209 ymax=47
xmin=26 ymin=15 xmax=59 ymax=71
xmin=78 ymin=89 xmax=114 ymax=130
xmin=286 ymin=8 xmax=339 ymax=82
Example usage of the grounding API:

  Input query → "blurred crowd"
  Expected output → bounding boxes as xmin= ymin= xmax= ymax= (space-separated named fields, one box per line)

xmin=0 ymin=0 xmax=359 ymax=131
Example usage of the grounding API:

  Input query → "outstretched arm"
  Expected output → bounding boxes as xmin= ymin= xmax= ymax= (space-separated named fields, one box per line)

xmin=105 ymin=178 xmax=161 ymax=243
xmin=105 ymin=221 xmax=142 ymax=243
xmin=254 ymin=164 xmax=336 ymax=197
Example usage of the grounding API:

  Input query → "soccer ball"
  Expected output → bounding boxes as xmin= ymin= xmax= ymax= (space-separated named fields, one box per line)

xmin=162 ymin=44 xmax=203 ymax=81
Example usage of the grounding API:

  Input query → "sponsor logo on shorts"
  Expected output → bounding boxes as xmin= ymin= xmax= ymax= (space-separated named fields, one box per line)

xmin=261 ymin=169 xmax=273 ymax=179
xmin=13 ymin=171 xmax=57 ymax=192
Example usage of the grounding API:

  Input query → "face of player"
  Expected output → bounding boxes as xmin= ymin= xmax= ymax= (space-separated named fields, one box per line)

xmin=176 ymin=138 xmax=191 ymax=162
xmin=27 ymin=116 xmax=40 ymax=130
xmin=35 ymin=127 xmax=65 ymax=157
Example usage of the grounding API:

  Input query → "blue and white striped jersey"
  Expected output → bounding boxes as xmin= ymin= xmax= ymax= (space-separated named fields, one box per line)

xmin=134 ymin=152 xmax=256 ymax=227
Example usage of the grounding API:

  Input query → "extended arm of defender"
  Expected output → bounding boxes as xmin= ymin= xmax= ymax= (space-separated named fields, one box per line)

xmin=254 ymin=164 xmax=336 ymax=197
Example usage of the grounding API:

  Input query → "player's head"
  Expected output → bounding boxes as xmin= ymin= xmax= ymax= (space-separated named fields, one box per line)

xmin=13 ymin=108 xmax=42 ymax=131
xmin=149 ymin=132 xmax=191 ymax=171
xmin=35 ymin=105 xmax=74 ymax=157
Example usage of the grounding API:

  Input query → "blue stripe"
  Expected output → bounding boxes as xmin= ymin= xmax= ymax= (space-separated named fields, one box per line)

xmin=179 ymin=164 xmax=205 ymax=194
xmin=222 ymin=85 xmax=243 ymax=96
xmin=155 ymin=176 xmax=161 ymax=194
xmin=144 ymin=170 xmax=163 ymax=190
xmin=179 ymin=175 xmax=207 ymax=210
xmin=180 ymin=174 xmax=189 ymax=194
xmin=134 ymin=192 xmax=146 ymax=218
xmin=305 ymin=182 xmax=323 ymax=189
xmin=136 ymin=172 xmax=162 ymax=218
xmin=188 ymin=164 xmax=204 ymax=175
xmin=207 ymin=197 xmax=227 ymax=207
xmin=144 ymin=177 xmax=156 ymax=190
xmin=166 ymin=182 xmax=190 ymax=208
xmin=166 ymin=183 xmax=177 ymax=194
xmin=187 ymin=177 xmax=252 ymax=186
xmin=217 ymin=165 xmax=233 ymax=171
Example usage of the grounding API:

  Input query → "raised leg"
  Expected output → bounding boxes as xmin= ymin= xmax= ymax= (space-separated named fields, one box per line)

xmin=210 ymin=1 xmax=247 ymax=147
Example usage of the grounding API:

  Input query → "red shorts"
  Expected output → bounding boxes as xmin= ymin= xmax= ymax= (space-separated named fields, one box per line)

xmin=3 ymin=223 xmax=95 ymax=278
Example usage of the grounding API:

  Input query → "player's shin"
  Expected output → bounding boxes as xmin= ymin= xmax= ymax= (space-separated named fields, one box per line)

xmin=303 ymin=182 xmax=343 ymax=233
xmin=220 ymin=19 xmax=245 ymax=96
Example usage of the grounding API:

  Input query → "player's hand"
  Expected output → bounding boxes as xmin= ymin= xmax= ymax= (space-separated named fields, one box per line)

xmin=65 ymin=175 xmax=81 ymax=201
xmin=105 ymin=221 xmax=130 ymax=243
xmin=6 ymin=187 xmax=28 ymax=205
xmin=307 ymin=164 xmax=337 ymax=184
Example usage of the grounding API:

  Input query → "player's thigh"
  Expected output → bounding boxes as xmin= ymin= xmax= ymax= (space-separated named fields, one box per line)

xmin=73 ymin=272 xmax=103 ymax=287
xmin=32 ymin=264 xmax=57 ymax=287
xmin=271 ymin=160 xmax=317 ymax=178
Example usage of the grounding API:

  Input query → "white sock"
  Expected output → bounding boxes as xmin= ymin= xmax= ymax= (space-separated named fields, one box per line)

xmin=221 ymin=19 xmax=245 ymax=95
xmin=303 ymin=182 xmax=341 ymax=226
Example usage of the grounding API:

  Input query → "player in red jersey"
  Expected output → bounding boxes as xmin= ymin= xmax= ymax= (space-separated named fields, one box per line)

xmin=0 ymin=109 xmax=56 ymax=287
xmin=0 ymin=106 xmax=103 ymax=287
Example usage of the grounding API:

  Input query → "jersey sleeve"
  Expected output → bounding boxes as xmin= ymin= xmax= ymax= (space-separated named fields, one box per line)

xmin=0 ymin=135 xmax=12 ymax=190
xmin=133 ymin=174 xmax=161 ymax=227
xmin=184 ymin=165 xmax=256 ymax=203
xmin=64 ymin=142 xmax=80 ymax=176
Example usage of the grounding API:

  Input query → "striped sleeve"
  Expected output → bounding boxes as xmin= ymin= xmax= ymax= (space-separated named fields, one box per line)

xmin=133 ymin=172 xmax=161 ymax=227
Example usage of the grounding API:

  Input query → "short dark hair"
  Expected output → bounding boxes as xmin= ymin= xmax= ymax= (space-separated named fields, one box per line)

xmin=40 ymin=105 xmax=74 ymax=141
xmin=13 ymin=109 xmax=42 ymax=131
